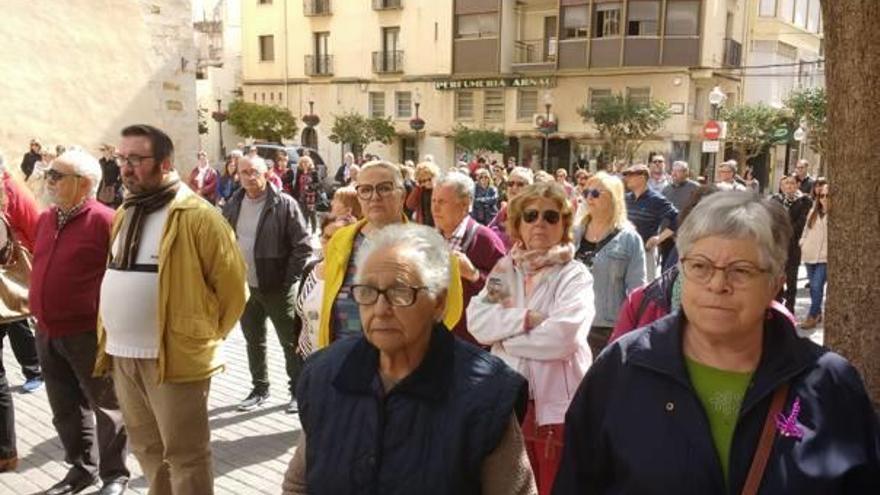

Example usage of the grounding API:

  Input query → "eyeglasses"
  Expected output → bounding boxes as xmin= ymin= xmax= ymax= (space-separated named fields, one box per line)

xmin=522 ymin=209 xmax=561 ymax=225
xmin=508 ymin=180 xmax=527 ymax=188
xmin=356 ymin=181 xmax=397 ymax=200
xmin=350 ymin=284 xmax=427 ymax=307
xmin=582 ymin=188 xmax=602 ymax=199
xmin=680 ymin=256 xmax=770 ymax=288
xmin=817 ymin=193 xmax=829 ymax=198
xmin=652 ymin=160 xmax=665 ymax=164
xmin=46 ymin=169 xmax=80 ymax=183
xmin=114 ymin=154 xmax=154 ymax=168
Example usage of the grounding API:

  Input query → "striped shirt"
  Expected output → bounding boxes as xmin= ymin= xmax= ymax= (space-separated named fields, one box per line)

xmin=625 ymin=189 xmax=678 ymax=243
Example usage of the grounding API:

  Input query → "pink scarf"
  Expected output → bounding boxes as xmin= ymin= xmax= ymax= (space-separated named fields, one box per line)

xmin=509 ymin=242 xmax=575 ymax=275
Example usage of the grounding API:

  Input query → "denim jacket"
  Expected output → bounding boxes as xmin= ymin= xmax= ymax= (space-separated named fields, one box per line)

xmin=573 ymin=224 xmax=646 ymax=327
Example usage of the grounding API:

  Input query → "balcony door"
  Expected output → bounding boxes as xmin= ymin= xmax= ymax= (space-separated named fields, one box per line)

xmin=314 ymin=32 xmax=330 ymax=73
xmin=382 ymin=27 xmax=400 ymax=71
xmin=544 ymin=16 xmax=558 ymax=62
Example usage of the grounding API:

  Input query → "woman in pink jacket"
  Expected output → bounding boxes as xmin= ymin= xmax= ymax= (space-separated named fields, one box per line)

xmin=468 ymin=182 xmax=593 ymax=495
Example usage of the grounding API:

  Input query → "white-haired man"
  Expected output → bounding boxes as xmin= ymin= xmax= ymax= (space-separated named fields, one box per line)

xmin=222 ymin=155 xmax=312 ymax=414
xmin=29 ymin=150 xmax=130 ymax=494
xmin=431 ymin=172 xmax=506 ymax=345
xmin=716 ymin=160 xmax=747 ymax=191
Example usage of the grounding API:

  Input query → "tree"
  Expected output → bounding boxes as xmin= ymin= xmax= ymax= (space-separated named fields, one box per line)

xmin=821 ymin=0 xmax=880 ymax=407
xmin=227 ymin=100 xmax=298 ymax=143
xmin=328 ymin=111 xmax=396 ymax=159
xmin=577 ymin=95 xmax=671 ymax=163
xmin=451 ymin=125 xmax=508 ymax=155
xmin=718 ymin=103 xmax=791 ymax=172
xmin=785 ymin=87 xmax=827 ymax=156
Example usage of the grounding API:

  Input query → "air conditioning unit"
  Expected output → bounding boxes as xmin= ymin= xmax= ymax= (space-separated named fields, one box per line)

xmin=533 ymin=113 xmax=557 ymax=128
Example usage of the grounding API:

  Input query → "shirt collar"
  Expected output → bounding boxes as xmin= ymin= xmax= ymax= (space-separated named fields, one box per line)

xmin=449 ymin=215 xmax=471 ymax=241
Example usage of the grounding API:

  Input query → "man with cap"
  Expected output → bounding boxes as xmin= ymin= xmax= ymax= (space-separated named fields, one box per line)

xmin=622 ymin=163 xmax=678 ymax=281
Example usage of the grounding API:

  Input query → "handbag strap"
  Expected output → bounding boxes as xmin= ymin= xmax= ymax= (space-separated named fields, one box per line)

xmin=741 ymin=382 xmax=790 ymax=495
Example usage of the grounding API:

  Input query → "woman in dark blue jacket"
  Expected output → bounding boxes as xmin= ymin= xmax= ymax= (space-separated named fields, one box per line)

xmin=554 ymin=192 xmax=880 ymax=495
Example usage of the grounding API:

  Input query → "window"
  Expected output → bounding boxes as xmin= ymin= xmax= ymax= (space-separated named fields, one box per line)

xmin=589 ymin=88 xmax=613 ymax=109
xmin=253 ymin=93 xmax=258 ymax=102
xmin=593 ymin=2 xmax=621 ymax=38
xmin=517 ymin=90 xmax=538 ymax=121
xmin=759 ymin=0 xmax=777 ymax=17
xmin=806 ymin=0 xmax=820 ymax=33
xmin=456 ymin=91 xmax=474 ymax=120
xmin=562 ymin=6 xmax=589 ymax=39
xmin=483 ymin=90 xmax=505 ymax=122
xmin=314 ymin=32 xmax=329 ymax=58
xmin=627 ymin=1 xmax=660 ymax=36
xmin=455 ymin=13 xmax=499 ymax=39
xmin=794 ymin=0 xmax=807 ymax=27
xmin=780 ymin=0 xmax=794 ymax=22
xmin=270 ymin=92 xmax=274 ymax=101
xmin=369 ymin=92 xmax=385 ymax=118
xmin=261 ymin=93 xmax=266 ymax=103
xmin=259 ymin=35 xmax=274 ymax=61
xmin=395 ymin=91 xmax=412 ymax=119
xmin=626 ymin=87 xmax=651 ymax=105
xmin=665 ymin=1 xmax=700 ymax=36
xmin=259 ymin=0 xmax=272 ymax=4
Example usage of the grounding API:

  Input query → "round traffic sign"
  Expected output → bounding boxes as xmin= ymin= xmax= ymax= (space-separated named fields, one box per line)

xmin=703 ymin=120 xmax=721 ymax=140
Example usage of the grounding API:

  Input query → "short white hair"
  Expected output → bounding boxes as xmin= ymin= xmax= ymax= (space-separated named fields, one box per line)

xmin=423 ymin=154 xmax=434 ymax=163
xmin=435 ymin=171 xmax=475 ymax=206
xmin=671 ymin=161 xmax=689 ymax=173
xmin=509 ymin=166 xmax=534 ymax=184
xmin=355 ymin=224 xmax=450 ymax=298
xmin=676 ymin=192 xmax=791 ymax=278
xmin=240 ymin=155 xmax=268 ymax=173
xmin=55 ymin=150 xmax=103 ymax=197
xmin=719 ymin=160 xmax=737 ymax=173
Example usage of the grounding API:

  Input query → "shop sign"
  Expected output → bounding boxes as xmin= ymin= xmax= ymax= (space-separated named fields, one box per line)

xmin=434 ymin=77 xmax=556 ymax=90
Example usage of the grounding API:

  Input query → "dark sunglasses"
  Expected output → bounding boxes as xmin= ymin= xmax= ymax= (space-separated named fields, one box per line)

xmin=46 ymin=169 xmax=80 ymax=182
xmin=817 ymin=193 xmax=828 ymax=198
xmin=582 ymin=188 xmax=602 ymax=199
xmin=522 ymin=209 xmax=561 ymax=225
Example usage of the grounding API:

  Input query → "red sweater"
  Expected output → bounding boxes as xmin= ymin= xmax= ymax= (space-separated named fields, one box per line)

xmin=29 ymin=199 xmax=114 ymax=338
xmin=3 ymin=172 xmax=40 ymax=252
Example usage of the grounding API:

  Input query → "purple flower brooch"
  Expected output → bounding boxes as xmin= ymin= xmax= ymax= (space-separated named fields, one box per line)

xmin=775 ymin=396 xmax=804 ymax=439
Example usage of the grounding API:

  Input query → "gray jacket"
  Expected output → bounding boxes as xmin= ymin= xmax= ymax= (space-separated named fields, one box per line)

xmin=573 ymin=224 xmax=646 ymax=327
xmin=222 ymin=185 xmax=312 ymax=292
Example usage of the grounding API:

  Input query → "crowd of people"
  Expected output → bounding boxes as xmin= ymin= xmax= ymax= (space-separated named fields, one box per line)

xmin=0 ymin=127 xmax=876 ymax=495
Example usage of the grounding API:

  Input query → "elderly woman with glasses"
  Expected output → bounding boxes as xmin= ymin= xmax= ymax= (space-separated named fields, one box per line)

xmin=404 ymin=161 xmax=440 ymax=226
xmin=283 ymin=224 xmax=536 ymax=495
xmin=573 ymin=172 xmax=645 ymax=358
xmin=488 ymin=166 xmax=534 ymax=250
xmin=468 ymin=182 xmax=594 ymax=495
xmin=554 ymin=192 xmax=880 ymax=495
xmin=318 ymin=161 xmax=464 ymax=349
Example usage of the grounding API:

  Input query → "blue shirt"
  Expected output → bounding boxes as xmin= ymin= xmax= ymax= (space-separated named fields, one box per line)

xmin=625 ymin=188 xmax=678 ymax=243
xmin=331 ymin=233 xmax=367 ymax=341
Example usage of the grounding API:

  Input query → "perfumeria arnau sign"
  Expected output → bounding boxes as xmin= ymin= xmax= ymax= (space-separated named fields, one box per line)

xmin=434 ymin=77 xmax=556 ymax=90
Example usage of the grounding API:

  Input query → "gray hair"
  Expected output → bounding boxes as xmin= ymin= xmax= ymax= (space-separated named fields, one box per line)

xmin=240 ymin=155 xmax=268 ymax=173
xmin=55 ymin=150 xmax=103 ymax=197
xmin=435 ymin=171 xmax=475 ymax=206
xmin=509 ymin=166 xmax=534 ymax=184
xmin=355 ymin=224 xmax=451 ymax=298
xmin=718 ymin=160 xmax=737 ymax=173
xmin=676 ymin=192 xmax=791 ymax=278
xmin=360 ymin=160 xmax=404 ymax=188
xmin=671 ymin=161 xmax=690 ymax=174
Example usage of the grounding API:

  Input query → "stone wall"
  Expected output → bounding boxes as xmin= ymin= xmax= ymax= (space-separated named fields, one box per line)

xmin=0 ymin=0 xmax=198 ymax=177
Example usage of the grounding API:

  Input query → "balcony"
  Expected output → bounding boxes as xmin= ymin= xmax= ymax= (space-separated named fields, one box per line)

xmin=373 ymin=0 xmax=402 ymax=10
xmin=723 ymin=38 xmax=742 ymax=67
xmin=511 ymin=39 xmax=556 ymax=71
xmin=303 ymin=0 xmax=331 ymax=16
xmin=304 ymin=55 xmax=333 ymax=76
xmin=372 ymin=50 xmax=404 ymax=73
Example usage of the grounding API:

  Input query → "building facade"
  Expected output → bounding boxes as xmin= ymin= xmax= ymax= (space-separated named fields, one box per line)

xmin=242 ymin=0 xmax=749 ymax=175
xmin=0 ymin=0 xmax=199 ymax=177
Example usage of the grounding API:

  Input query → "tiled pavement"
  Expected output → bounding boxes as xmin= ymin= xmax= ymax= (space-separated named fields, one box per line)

xmin=0 ymin=266 xmax=823 ymax=494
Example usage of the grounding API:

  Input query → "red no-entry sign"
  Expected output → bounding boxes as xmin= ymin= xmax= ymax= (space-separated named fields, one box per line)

xmin=703 ymin=120 xmax=721 ymax=140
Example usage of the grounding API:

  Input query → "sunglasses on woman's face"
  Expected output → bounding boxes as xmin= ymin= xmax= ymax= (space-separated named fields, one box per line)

xmin=582 ymin=188 xmax=602 ymax=199
xmin=522 ymin=209 xmax=561 ymax=225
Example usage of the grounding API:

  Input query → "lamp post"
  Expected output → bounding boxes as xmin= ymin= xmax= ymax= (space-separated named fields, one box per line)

xmin=211 ymin=99 xmax=228 ymax=159
xmin=409 ymin=88 xmax=425 ymax=161
xmin=302 ymin=100 xmax=321 ymax=151
xmin=707 ymin=86 xmax=727 ymax=182
xmin=541 ymin=91 xmax=554 ymax=170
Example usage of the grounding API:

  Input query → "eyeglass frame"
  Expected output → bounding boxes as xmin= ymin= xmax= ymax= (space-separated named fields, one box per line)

xmin=582 ymin=188 xmax=602 ymax=199
xmin=45 ymin=169 xmax=81 ymax=183
xmin=522 ymin=209 xmax=561 ymax=225
xmin=355 ymin=181 xmax=399 ymax=200
xmin=679 ymin=256 xmax=771 ymax=288
xmin=350 ymin=284 xmax=428 ymax=307
xmin=114 ymin=154 xmax=155 ymax=168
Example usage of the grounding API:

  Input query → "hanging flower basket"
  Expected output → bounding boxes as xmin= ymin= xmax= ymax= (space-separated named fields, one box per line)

xmin=409 ymin=117 xmax=426 ymax=132
xmin=303 ymin=114 xmax=321 ymax=127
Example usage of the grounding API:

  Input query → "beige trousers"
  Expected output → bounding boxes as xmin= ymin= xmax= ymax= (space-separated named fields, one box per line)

xmin=112 ymin=358 xmax=213 ymax=495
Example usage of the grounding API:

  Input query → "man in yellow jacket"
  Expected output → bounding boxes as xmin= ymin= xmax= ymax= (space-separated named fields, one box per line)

xmin=95 ymin=125 xmax=247 ymax=495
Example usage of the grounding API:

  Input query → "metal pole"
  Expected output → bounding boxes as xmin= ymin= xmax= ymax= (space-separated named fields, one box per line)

xmin=543 ymin=103 xmax=551 ymax=170
xmin=216 ymin=99 xmax=225 ymax=159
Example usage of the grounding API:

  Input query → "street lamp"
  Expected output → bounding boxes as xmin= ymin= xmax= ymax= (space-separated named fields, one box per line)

xmin=706 ymin=86 xmax=727 ymax=182
xmin=541 ymin=91 xmax=554 ymax=170
xmin=302 ymin=100 xmax=321 ymax=149
xmin=211 ymin=99 xmax=228 ymax=159
xmin=409 ymin=88 xmax=425 ymax=161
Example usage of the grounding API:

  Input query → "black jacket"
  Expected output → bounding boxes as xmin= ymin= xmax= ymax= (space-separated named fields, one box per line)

xmin=554 ymin=310 xmax=880 ymax=495
xmin=298 ymin=324 xmax=528 ymax=495
xmin=20 ymin=150 xmax=40 ymax=180
xmin=222 ymin=185 xmax=312 ymax=292
xmin=772 ymin=193 xmax=813 ymax=255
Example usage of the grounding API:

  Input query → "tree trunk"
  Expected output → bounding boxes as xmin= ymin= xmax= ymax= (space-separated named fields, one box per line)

xmin=821 ymin=0 xmax=880 ymax=407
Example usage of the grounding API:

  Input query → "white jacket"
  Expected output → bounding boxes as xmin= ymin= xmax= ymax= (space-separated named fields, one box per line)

xmin=466 ymin=256 xmax=595 ymax=426
xmin=800 ymin=212 xmax=827 ymax=263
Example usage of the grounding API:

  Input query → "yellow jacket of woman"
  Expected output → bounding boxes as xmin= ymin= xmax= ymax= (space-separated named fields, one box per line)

xmin=317 ymin=218 xmax=463 ymax=348
xmin=94 ymin=186 xmax=248 ymax=383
